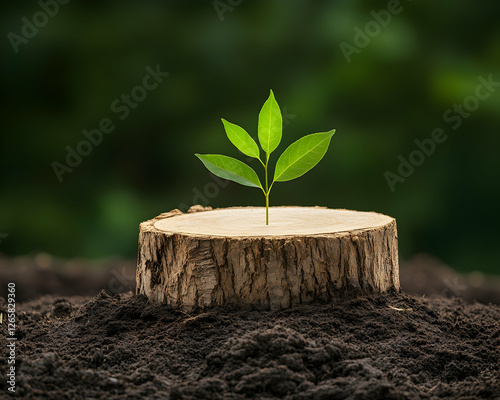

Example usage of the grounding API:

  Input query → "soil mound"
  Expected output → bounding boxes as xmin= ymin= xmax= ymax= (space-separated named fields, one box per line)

xmin=2 ymin=291 xmax=499 ymax=399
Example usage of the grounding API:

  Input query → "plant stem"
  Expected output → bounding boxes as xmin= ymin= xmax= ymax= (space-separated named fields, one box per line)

xmin=265 ymin=155 xmax=269 ymax=225
xmin=265 ymin=193 xmax=269 ymax=225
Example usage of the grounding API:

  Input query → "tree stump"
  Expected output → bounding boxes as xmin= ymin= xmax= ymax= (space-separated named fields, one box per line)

xmin=136 ymin=206 xmax=400 ymax=311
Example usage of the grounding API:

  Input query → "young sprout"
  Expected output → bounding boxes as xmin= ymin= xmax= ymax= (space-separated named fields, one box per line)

xmin=196 ymin=90 xmax=335 ymax=225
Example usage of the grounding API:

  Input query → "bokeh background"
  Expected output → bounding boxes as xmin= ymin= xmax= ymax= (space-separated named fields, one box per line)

xmin=1 ymin=0 xmax=499 ymax=294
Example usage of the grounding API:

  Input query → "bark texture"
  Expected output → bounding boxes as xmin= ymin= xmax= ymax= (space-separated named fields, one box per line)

xmin=136 ymin=206 xmax=400 ymax=311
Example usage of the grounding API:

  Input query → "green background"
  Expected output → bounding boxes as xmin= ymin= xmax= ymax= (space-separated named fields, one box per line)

xmin=1 ymin=1 xmax=499 ymax=274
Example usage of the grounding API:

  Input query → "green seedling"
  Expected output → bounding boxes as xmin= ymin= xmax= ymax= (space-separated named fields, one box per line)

xmin=196 ymin=90 xmax=335 ymax=225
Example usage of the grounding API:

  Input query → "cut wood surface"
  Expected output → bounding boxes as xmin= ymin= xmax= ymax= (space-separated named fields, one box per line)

xmin=136 ymin=206 xmax=400 ymax=311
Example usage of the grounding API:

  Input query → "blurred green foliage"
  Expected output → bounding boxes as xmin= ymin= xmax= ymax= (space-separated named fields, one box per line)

xmin=1 ymin=1 xmax=499 ymax=274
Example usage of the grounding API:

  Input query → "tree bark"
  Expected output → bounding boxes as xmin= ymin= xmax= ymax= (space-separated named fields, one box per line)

xmin=136 ymin=206 xmax=400 ymax=311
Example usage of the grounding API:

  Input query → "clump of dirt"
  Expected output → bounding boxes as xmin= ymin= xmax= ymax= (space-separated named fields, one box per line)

xmin=2 ymin=291 xmax=499 ymax=399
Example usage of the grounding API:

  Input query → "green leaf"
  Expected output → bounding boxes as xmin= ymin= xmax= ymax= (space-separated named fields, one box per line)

xmin=221 ymin=119 xmax=260 ymax=159
xmin=273 ymin=130 xmax=336 ymax=182
xmin=195 ymin=154 xmax=263 ymax=188
xmin=258 ymin=90 xmax=282 ymax=156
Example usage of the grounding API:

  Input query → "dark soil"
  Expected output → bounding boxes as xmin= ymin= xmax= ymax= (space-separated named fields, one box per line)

xmin=1 ymin=291 xmax=499 ymax=400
